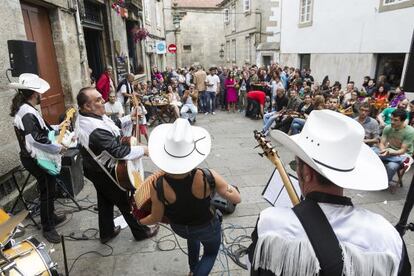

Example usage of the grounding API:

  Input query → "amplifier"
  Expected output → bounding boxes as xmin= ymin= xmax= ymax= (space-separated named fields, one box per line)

xmin=57 ymin=148 xmax=84 ymax=198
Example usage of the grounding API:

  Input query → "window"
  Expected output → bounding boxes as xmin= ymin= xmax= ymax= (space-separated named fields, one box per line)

xmin=375 ymin=53 xmax=405 ymax=88
xmin=243 ymin=0 xmax=251 ymax=13
xmin=226 ymin=41 xmax=230 ymax=61
xmin=224 ymin=9 xmax=229 ymax=23
xmin=299 ymin=54 xmax=311 ymax=71
xmin=299 ymin=0 xmax=313 ymax=27
xmin=245 ymin=36 xmax=251 ymax=63
xmin=183 ymin=45 xmax=192 ymax=51
xmin=144 ymin=0 xmax=150 ymax=23
xmin=379 ymin=0 xmax=414 ymax=12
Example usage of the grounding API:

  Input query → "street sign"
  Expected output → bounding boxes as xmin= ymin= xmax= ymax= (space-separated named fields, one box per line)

xmin=156 ymin=41 xmax=166 ymax=54
xmin=168 ymin=44 xmax=177 ymax=54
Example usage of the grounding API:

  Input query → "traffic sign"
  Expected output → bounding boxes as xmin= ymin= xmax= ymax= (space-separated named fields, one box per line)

xmin=156 ymin=41 xmax=166 ymax=54
xmin=168 ymin=44 xmax=177 ymax=54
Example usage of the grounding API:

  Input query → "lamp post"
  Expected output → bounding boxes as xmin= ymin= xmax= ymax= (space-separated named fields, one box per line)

xmin=219 ymin=43 xmax=225 ymax=59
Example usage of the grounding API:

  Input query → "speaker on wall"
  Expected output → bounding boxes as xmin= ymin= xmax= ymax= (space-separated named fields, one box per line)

xmin=403 ymin=30 xmax=414 ymax=92
xmin=7 ymin=40 xmax=38 ymax=77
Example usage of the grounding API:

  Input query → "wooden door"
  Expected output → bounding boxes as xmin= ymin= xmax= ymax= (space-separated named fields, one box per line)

xmin=21 ymin=2 xmax=65 ymax=124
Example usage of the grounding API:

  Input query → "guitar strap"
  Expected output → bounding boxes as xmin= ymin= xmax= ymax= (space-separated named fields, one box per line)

xmin=83 ymin=145 xmax=125 ymax=191
xmin=292 ymin=198 xmax=343 ymax=276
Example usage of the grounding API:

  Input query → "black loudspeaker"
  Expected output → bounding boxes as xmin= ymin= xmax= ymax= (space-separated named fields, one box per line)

xmin=58 ymin=148 xmax=85 ymax=198
xmin=7 ymin=40 xmax=38 ymax=77
xmin=403 ymin=31 xmax=414 ymax=92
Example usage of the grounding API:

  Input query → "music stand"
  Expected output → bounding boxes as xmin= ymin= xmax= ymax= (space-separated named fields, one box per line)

xmin=5 ymin=166 xmax=41 ymax=229
xmin=56 ymin=178 xmax=82 ymax=211
xmin=396 ymin=173 xmax=414 ymax=236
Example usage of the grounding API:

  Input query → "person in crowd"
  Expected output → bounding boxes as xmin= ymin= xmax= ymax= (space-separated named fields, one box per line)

xmin=246 ymin=90 xmax=266 ymax=119
xmin=389 ymin=86 xmax=406 ymax=108
xmin=249 ymin=67 xmax=259 ymax=89
xmin=377 ymin=74 xmax=391 ymax=93
xmin=320 ymin=75 xmax=330 ymax=92
xmin=377 ymin=99 xmax=409 ymax=129
xmin=181 ymin=84 xmax=198 ymax=124
xmin=225 ymin=71 xmax=238 ymax=113
xmin=116 ymin=73 xmax=134 ymax=115
xmin=134 ymin=97 xmax=149 ymax=143
xmin=302 ymin=68 xmax=314 ymax=84
xmin=177 ymin=69 xmax=187 ymax=97
xmin=151 ymin=66 xmax=164 ymax=82
xmin=261 ymin=88 xmax=289 ymax=136
xmin=288 ymin=94 xmax=326 ymax=135
xmin=340 ymin=81 xmax=356 ymax=106
xmin=373 ymin=109 xmax=414 ymax=192
xmin=274 ymin=90 xmax=307 ymax=134
xmin=205 ymin=67 xmax=220 ymax=115
xmin=218 ymin=67 xmax=229 ymax=111
xmin=75 ymin=87 xmax=159 ymax=243
xmin=193 ymin=66 xmax=207 ymax=113
xmin=374 ymin=85 xmax=389 ymax=101
xmin=284 ymin=93 xmax=314 ymax=135
xmin=341 ymin=91 xmax=360 ymax=117
xmin=355 ymin=102 xmax=380 ymax=147
xmin=361 ymin=76 xmax=371 ymax=91
xmin=408 ymin=100 xmax=414 ymax=127
xmin=105 ymin=92 xmax=124 ymax=121
xmin=9 ymin=73 xmax=67 ymax=243
xmin=363 ymin=79 xmax=377 ymax=97
xmin=326 ymin=97 xmax=340 ymax=112
xmin=166 ymin=85 xmax=181 ymax=119
xmin=249 ymin=110 xmax=411 ymax=275
xmin=96 ymin=66 xmax=115 ymax=102
xmin=280 ymin=66 xmax=290 ymax=90
xmin=185 ymin=67 xmax=194 ymax=88
xmin=238 ymin=71 xmax=250 ymax=113
xmin=140 ymin=118 xmax=241 ymax=276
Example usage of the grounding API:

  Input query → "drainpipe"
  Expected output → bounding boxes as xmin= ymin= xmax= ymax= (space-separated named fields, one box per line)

xmin=74 ymin=0 xmax=88 ymax=89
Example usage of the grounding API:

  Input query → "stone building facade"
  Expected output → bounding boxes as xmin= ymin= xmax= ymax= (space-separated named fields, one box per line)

xmin=163 ymin=0 xmax=225 ymax=69
xmin=0 ymin=0 xmax=166 ymax=206
xmin=218 ymin=0 xmax=281 ymax=67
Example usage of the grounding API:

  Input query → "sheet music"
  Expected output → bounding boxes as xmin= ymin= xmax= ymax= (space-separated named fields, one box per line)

xmin=262 ymin=169 xmax=301 ymax=207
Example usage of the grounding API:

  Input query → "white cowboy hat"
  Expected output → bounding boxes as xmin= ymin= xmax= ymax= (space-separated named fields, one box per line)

xmin=148 ymin=118 xmax=211 ymax=174
xmin=8 ymin=73 xmax=50 ymax=94
xmin=270 ymin=110 xmax=387 ymax=191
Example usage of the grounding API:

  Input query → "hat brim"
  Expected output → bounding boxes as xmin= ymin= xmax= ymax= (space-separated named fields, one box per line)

xmin=270 ymin=130 xmax=388 ymax=191
xmin=8 ymin=78 xmax=50 ymax=94
xmin=148 ymin=123 xmax=211 ymax=174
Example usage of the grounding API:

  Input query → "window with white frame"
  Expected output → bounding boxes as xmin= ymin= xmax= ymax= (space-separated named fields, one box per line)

xmin=144 ymin=0 xmax=151 ymax=23
xmin=224 ymin=9 xmax=229 ymax=23
xmin=299 ymin=0 xmax=312 ymax=24
xmin=383 ymin=0 xmax=409 ymax=4
xmin=243 ymin=0 xmax=251 ymax=12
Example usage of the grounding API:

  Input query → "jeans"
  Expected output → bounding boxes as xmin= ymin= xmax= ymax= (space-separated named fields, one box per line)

xmin=238 ymin=89 xmax=247 ymax=111
xmin=220 ymin=89 xmax=227 ymax=110
xmin=206 ymin=91 xmax=216 ymax=113
xmin=199 ymin=91 xmax=207 ymax=113
xmin=170 ymin=216 xmax=221 ymax=276
xmin=181 ymin=104 xmax=198 ymax=122
xmin=21 ymin=156 xmax=57 ymax=231
xmin=372 ymin=147 xmax=406 ymax=182
xmin=290 ymin=118 xmax=306 ymax=135
xmin=262 ymin=111 xmax=277 ymax=133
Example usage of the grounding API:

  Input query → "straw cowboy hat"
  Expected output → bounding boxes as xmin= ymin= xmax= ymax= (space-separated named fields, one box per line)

xmin=270 ymin=110 xmax=387 ymax=191
xmin=148 ymin=118 xmax=211 ymax=174
xmin=8 ymin=73 xmax=50 ymax=94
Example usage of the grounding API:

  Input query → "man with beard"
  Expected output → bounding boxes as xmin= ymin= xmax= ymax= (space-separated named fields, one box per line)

xmin=9 ymin=74 xmax=67 ymax=243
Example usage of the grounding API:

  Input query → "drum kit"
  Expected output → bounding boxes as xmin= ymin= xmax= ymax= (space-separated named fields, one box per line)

xmin=0 ymin=209 xmax=58 ymax=276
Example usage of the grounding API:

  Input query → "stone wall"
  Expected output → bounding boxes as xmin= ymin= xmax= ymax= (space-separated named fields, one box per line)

xmin=0 ymin=0 xmax=30 ymax=177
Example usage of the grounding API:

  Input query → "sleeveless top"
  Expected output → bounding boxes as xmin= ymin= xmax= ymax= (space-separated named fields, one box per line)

xmin=163 ymin=169 xmax=214 ymax=226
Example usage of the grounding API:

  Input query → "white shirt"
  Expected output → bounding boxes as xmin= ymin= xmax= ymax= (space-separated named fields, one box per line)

xmin=252 ymin=203 xmax=403 ymax=276
xmin=105 ymin=101 xmax=124 ymax=117
xmin=117 ymin=82 xmax=133 ymax=104
xmin=206 ymin=74 xmax=220 ymax=92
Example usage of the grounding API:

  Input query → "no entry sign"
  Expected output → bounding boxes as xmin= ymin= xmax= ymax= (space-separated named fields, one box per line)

xmin=168 ymin=44 xmax=177 ymax=53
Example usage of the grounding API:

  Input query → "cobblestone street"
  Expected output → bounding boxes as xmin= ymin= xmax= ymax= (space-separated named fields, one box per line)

xmin=20 ymin=110 xmax=414 ymax=275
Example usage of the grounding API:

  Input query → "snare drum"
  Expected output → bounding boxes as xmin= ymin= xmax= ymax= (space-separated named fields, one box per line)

xmin=0 ymin=237 xmax=58 ymax=276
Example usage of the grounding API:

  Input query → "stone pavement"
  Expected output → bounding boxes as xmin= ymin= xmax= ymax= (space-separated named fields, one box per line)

xmin=19 ymin=110 xmax=414 ymax=275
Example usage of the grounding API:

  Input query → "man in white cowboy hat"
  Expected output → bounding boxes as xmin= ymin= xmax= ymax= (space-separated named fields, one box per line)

xmin=75 ymin=87 xmax=159 ymax=244
xmin=9 ymin=73 xmax=67 ymax=243
xmin=140 ymin=118 xmax=241 ymax=276
xmin=248 ymin=110 xmax=411 ymax=276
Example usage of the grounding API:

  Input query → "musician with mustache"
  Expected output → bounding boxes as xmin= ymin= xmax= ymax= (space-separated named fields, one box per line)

xmin=9 ymin=74 xmax=67 ymax=244
xmin=75 ymin=87 xmax=158 ymax=243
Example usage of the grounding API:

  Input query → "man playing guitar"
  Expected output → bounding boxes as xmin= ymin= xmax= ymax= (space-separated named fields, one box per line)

xmin=75 ymin=87 xmax=158 ymax=243
xmin=9 ymin=73 xmax=67 ymax=244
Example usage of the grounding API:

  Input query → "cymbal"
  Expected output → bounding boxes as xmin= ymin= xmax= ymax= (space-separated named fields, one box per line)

xmin=0 ymin=210 xmax=28 ymax=244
